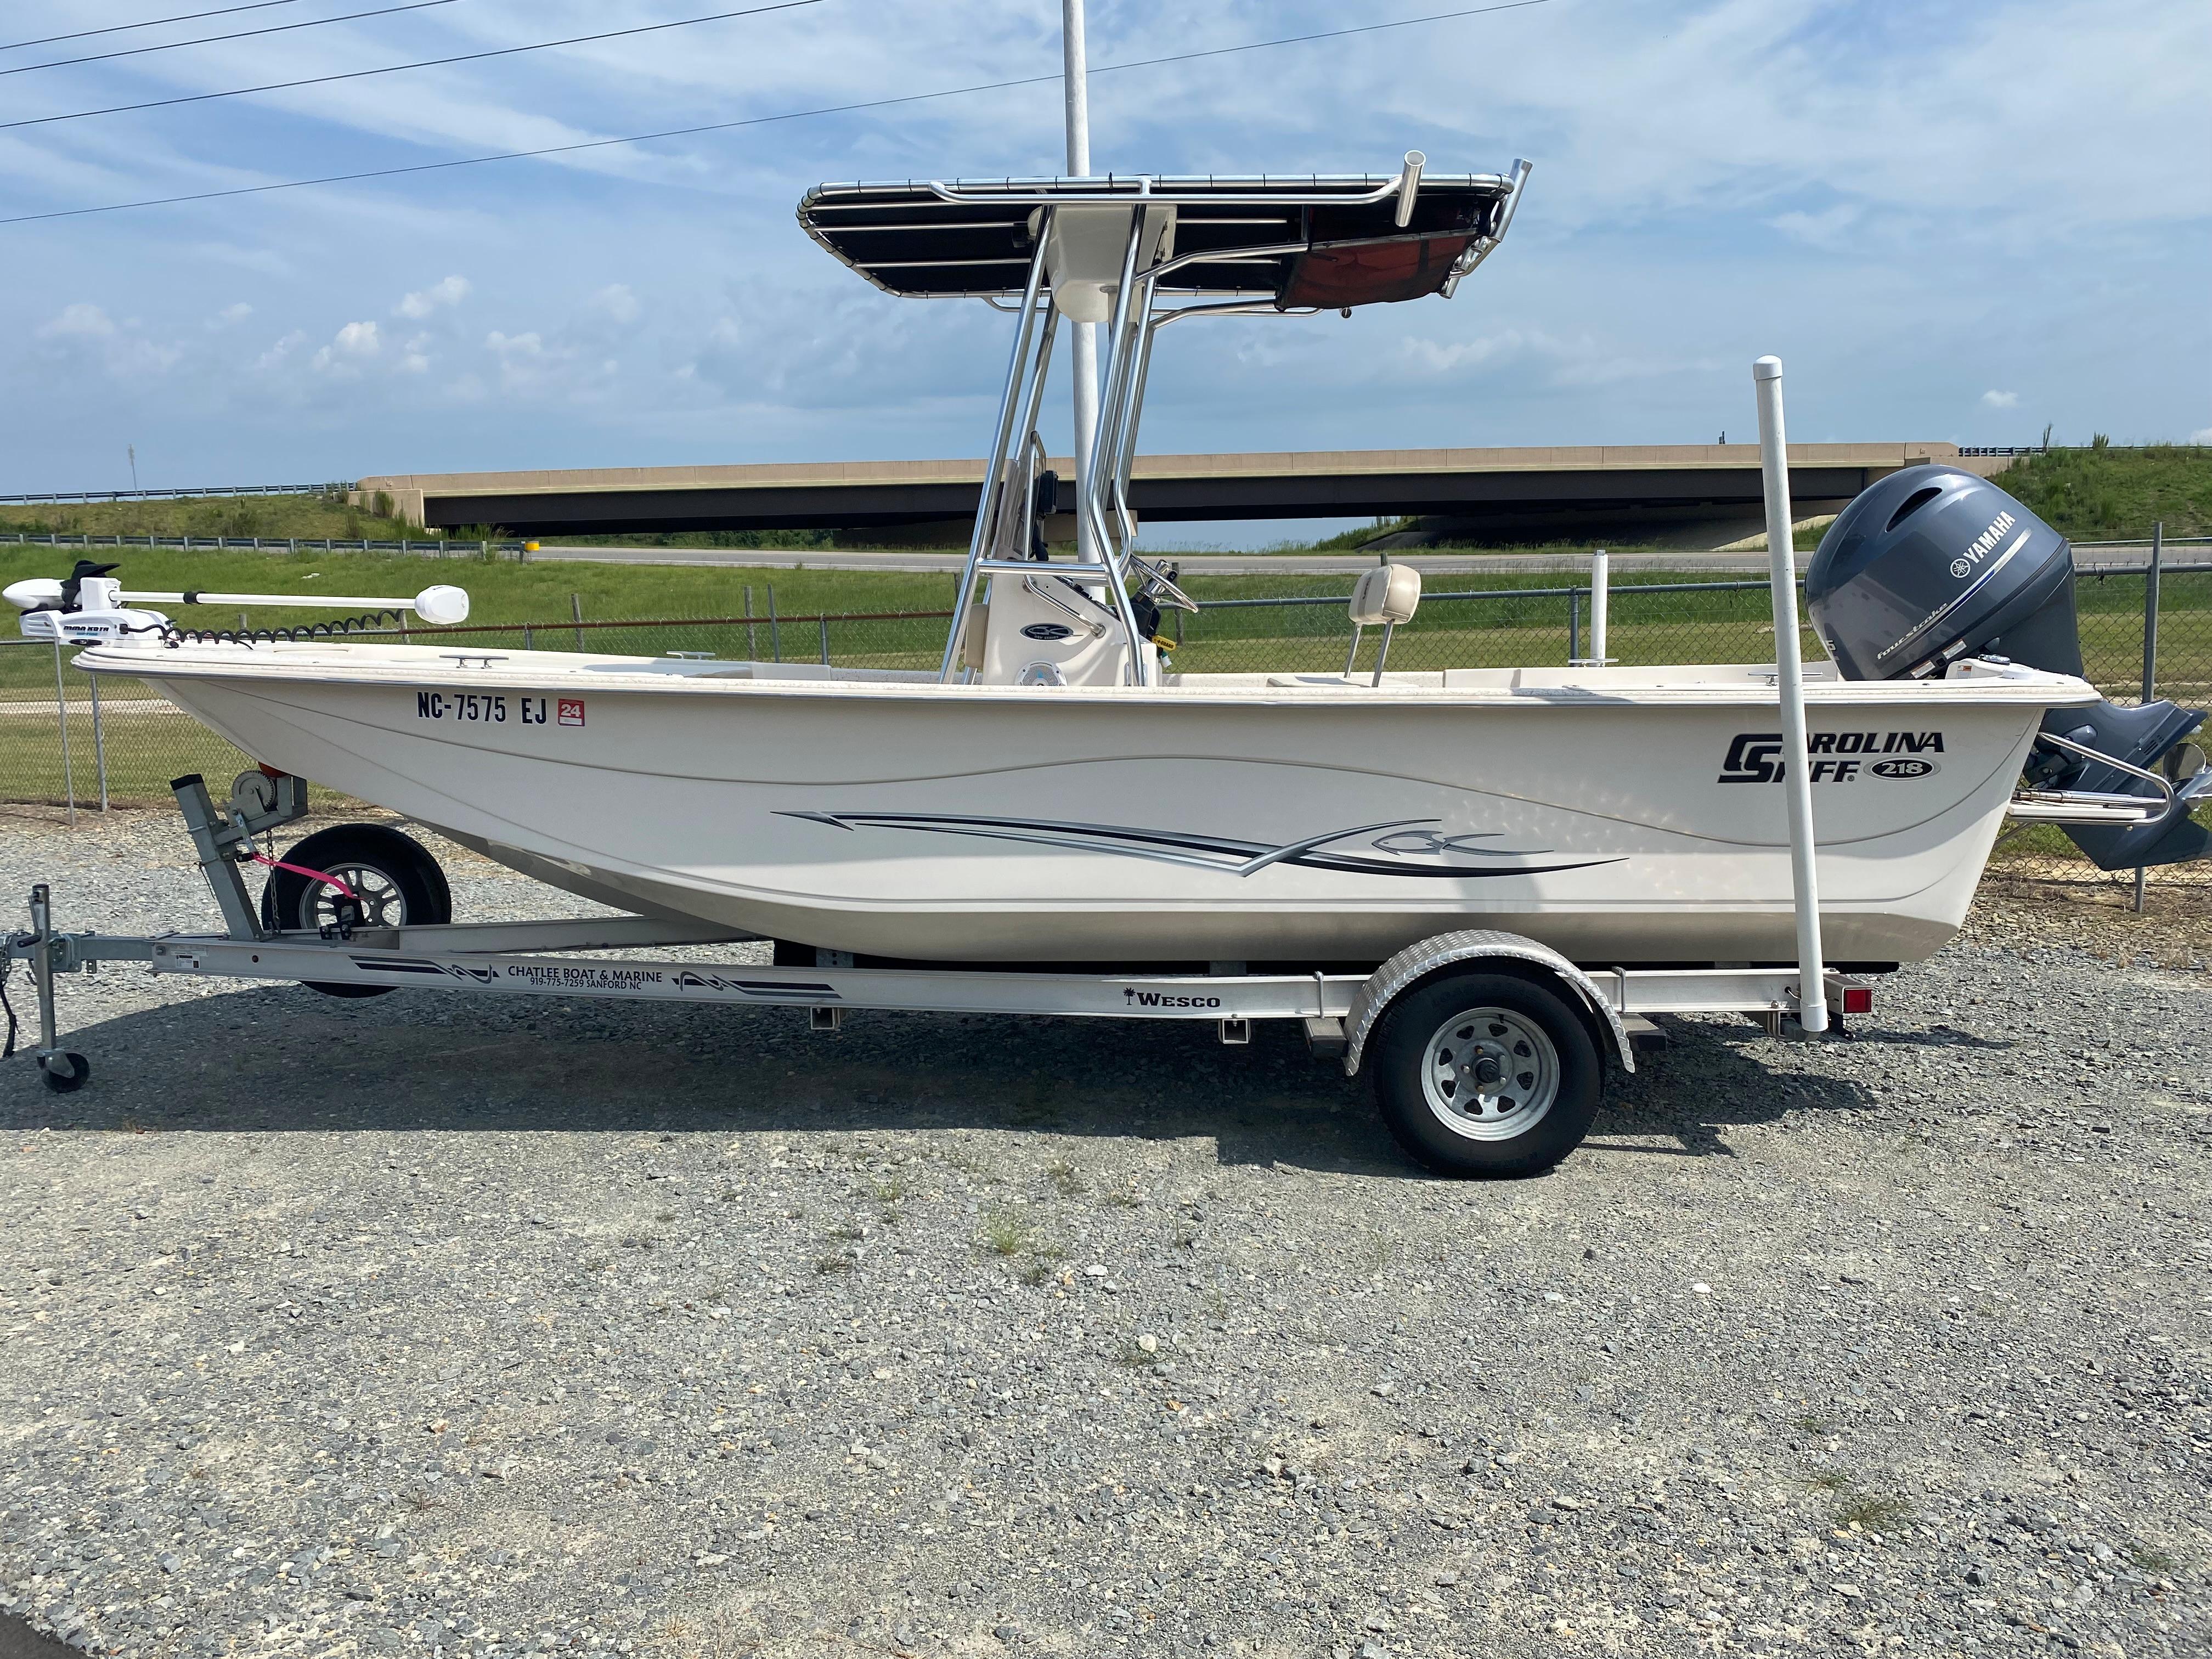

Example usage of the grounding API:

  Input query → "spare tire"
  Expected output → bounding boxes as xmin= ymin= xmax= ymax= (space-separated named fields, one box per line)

xmin=259 ymin=823 xmax=452 ymax=998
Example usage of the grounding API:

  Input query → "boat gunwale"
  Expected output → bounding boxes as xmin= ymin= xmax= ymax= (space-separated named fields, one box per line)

xmin=71 ymin=642 xmax=2103 ymax=711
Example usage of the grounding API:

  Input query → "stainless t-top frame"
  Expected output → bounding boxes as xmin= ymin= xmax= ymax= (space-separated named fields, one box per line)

xmin=923 ymin=162 xmax=1534 ymax=686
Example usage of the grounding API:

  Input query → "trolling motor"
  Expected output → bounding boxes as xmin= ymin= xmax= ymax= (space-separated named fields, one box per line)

xmin=7 ymin=559 xmax=470 ymax=644
xmin=1807 ymin=467 xmax=2209 ymax=870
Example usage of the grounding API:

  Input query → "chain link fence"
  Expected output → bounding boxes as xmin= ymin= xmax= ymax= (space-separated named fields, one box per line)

xmin=7 ymin=565 xmax=2207 ymax=909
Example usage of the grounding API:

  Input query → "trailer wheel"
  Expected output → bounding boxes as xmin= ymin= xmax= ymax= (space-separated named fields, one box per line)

xmin=41 ymin=1052 xmax=90 ymax=1093
xmin=261 ymin=825 xmax=452 ymax=998
xmin=1370 ymin=971 xmax=1600 ymax=1178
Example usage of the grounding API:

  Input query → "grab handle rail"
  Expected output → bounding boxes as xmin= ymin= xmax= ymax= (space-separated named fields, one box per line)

xmin=2007 ymin=730 xmax=2186 ymax=825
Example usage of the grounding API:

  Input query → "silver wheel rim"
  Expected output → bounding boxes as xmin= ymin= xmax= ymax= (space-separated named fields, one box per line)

xmin=300 ymin=862 xmax=407 ymax=930
xmin=1418 ymin=1006 xmax=1561 ymax=1142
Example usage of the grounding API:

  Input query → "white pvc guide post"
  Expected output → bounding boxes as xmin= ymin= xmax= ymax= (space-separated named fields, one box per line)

xmin=1588 ymin=547 xmax=1610 ymax=664
xmin=1062 ymin=0 xmax=1101 ymax=565
xmin=1753 ymin=356 xmax=1827 ymax=1033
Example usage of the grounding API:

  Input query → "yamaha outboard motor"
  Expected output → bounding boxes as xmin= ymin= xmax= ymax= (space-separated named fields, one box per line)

xmin=1807 ymin=465 xmax=2209 ymax=870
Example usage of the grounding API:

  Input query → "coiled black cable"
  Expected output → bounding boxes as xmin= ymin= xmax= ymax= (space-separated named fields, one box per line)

xmin=161 ymin=608 xmax=407 ymax=647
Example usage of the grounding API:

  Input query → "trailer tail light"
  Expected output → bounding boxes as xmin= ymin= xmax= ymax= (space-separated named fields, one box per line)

xmin=1841 ymin=985 xmax=1874 ymax=1015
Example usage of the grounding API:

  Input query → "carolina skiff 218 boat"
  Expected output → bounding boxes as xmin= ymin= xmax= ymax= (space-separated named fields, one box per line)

xmin=12 ymin=155 xmax=2209 ymax=1177
xmin=33 ymin=159 xmax=2210 ymax=971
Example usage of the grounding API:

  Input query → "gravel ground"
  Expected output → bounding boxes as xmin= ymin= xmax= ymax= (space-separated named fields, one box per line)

xmin=2 ymin=806 xmax=2207 ymax=1659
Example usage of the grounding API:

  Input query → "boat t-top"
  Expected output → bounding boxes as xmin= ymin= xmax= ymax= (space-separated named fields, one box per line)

xmin=10 ymin=152 xmax=2208 ymax=1175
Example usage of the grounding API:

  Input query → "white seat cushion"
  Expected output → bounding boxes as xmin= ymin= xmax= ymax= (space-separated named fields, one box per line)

xmin=1348 ymin=563 xmax=1421 ymax=626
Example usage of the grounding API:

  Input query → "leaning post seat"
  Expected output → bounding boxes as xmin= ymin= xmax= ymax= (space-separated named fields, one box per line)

xmin=1346 ymin=562 xmax=1422 ymax=685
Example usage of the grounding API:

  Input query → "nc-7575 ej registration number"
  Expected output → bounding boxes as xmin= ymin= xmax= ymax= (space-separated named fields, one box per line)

xmin=415 ymin=691 xmax=583 ymax=726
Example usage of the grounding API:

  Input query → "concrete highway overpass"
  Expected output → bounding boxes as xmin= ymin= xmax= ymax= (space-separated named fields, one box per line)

xmin=354 ymin=443 xmax=2008 ymax=543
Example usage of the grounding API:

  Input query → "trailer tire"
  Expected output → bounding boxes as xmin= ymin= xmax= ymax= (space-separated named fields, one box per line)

xmin=261 ymin=825 xmax=452 ymax=998
xmin=1370 ymin=970 xmax=1599 ymax=1178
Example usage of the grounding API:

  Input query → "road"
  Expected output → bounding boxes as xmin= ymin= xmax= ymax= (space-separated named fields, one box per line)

xmin=520 ymin=540 xmax=2193 ymax=578
xmin=521 ymin=545 xmax=1796 ymax=577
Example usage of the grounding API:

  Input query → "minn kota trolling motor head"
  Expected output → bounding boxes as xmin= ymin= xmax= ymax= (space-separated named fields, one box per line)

xmin=1807 ymin=465 xmax=2209 ymax=870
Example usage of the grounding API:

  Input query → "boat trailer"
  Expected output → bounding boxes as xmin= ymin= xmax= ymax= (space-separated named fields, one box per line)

xmin=4 ymin=774 xmax=1871 ymax=1177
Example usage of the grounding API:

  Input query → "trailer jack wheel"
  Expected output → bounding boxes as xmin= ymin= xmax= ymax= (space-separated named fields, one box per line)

xmin=41 ymin=1051 xmax=89 ymax=1093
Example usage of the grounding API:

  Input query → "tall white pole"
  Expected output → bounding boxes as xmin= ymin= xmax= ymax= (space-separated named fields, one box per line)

xmin=1753 ymin=356 xmax=1827 ymax=1034
xmin=1588 ymin=547 xmax=1610 ymax=664
xmin=1062 ymin=0 xmax=1101 ymax=563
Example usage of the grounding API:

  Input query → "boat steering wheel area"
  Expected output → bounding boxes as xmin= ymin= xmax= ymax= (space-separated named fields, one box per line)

xmin=797 ymin=157 xmax=1533 ymax=687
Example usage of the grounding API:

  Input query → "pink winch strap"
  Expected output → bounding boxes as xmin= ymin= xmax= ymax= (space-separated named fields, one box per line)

xmin=246 ymin=851 xmax=362 ymax=904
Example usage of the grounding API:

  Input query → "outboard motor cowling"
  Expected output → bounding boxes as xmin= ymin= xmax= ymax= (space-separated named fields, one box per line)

xmin=1807 ymin=465 xmax=2208 ymax=870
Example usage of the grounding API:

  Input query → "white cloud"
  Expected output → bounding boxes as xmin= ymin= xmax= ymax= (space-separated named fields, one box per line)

xmin=32 ymin=302 xmax=185 ymax=377
xmin=1401 ymin=333 xmax=1520 ymax=375
xmin=1981 ymin=390 xmax=2021 ymax=409
xmin=38 ymin=303 xmax=117 ymax=340
xmin=208 ymin=302 xmax=254 ymax=330
xmin=311 ymin=320 xmax=383 ymax=374
xmin=1396 ymin=327 xmax=1704 ymax=390
xmin=1770 ymin=204 xmax=1861 ymax=247
xmin=396 ymin=275 xmax=471 ymax=319
xmin=2190 ymin=427 xmax=2212 ymax=445
xmin=594 ymin=284 xmax=641 ymax=325
xmin=485 ymin=329 xmax=555 ymax=393
xmin=253 ymin=329 xmax=309 ymax=373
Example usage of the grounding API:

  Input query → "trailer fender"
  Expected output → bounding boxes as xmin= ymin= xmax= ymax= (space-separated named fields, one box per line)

xmin=1342 ymin=930 xmax=1634 ymax=1080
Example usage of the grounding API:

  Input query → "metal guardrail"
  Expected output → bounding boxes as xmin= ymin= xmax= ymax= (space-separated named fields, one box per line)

xmin=0 ymin=482 xmax=353 ymax=505
xmin=4 ymin=530 xmax=524 ymax=557
xmin=1956 ymin=445 xmax=2197 ymax=456
xmin=2074 ymin=537 xmax=2212 ymax=549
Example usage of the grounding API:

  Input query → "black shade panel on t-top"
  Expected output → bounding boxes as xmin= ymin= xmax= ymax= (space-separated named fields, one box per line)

xmin=795 ymin=172 xmax=1516 ymax=307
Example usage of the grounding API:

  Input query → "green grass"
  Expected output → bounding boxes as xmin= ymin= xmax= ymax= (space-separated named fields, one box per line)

xmin=1804 ymin=1466 xmax=1914 ymax=1534
xmin=0 ymin=493 xmax=416 ymax=544
xmin=2001 ymin=443 xmax=2212 ymax=540
xmin=1044 ymin=1159 xmax=1084 ymax=1197
xmin=978 ymin=1209 xmax=1030 ymax=1257
xmin=1834 ymin=1492 xmax=1915 ymax=1533
xmin=2124 ymin=1539 xmax=2178 ymax=1575
xmin=0 ymin=541 xmax=969 ymax=639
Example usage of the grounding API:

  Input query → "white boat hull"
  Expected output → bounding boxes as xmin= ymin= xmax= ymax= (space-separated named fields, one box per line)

xmin=86 ymin=644 xmax=2089 ymax=967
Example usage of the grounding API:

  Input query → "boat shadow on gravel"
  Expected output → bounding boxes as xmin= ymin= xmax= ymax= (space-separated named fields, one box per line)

xmin=4 ymin=980 xmax=1881 ymax=1175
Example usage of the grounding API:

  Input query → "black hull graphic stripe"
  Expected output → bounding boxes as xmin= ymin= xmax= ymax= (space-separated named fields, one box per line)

xmin=777 ymin=810 xmax=1624 ymax=882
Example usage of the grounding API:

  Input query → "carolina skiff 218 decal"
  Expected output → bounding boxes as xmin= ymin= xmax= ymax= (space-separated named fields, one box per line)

xmin=1719 ymin=731 xmax=1945 ymax=785
xmin=777 ymin=811 xmax=1619 ymax=880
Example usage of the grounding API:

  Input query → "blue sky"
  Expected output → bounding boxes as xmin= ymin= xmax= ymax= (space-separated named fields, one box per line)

xmin=3 ymin=0 xmax=2208 ymax=501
